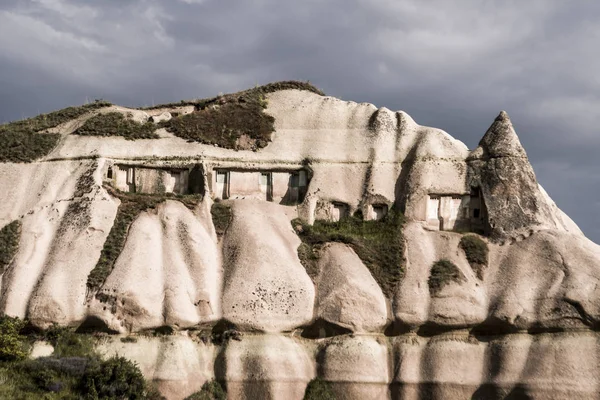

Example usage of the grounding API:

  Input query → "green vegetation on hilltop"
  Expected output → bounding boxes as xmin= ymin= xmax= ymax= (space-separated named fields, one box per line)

xmin=74 ymin=112 xmax=159 ymax=140
xmin=184 ymin=380 xmax=226 ymax=400
xmin=428 ymin=259 xmax=465 ymax=295
xmin=0 ymin=316 xmax=163 ymax=399
xmin=0 ymin=220 xmax=21 ymax=274
xmin=142 ymin=80 xmax=324 ymax=110
xmin=292 ymin=210 xmax=405 ymax=297
xmin=158 ymin=81 xmax=324 ymax=150
xmin=0 ymin=100 xmax=111 ymax=163
xmin=459 ymin=234 xmax=489 ymax=279
xmin=87 ymin=186 xmax=203 ymax=293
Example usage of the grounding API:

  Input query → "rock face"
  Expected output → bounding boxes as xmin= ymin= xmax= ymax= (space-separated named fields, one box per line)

xmin=1 ymin=84 xmax=599 ymax=399
xmin=315 ymin=243 xmax=388 ymax=333
xmin=467 ymin=111 xmax=575 ymax=239
xmin=221 ymin=200 xmax=315 ymax=332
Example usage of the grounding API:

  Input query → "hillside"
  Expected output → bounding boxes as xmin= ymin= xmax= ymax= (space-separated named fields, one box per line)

xmin=0 ymin=81 xmax=598 ymax=399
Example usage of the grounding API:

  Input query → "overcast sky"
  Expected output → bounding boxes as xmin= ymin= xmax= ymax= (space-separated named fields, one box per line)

xmin=1 ymin=0 xmax=598 ymax=243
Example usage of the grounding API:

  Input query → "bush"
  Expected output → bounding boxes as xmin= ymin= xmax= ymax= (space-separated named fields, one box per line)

xmin=0 ymin=100 xmax=110 ymax=163
xmin=0 ymin=317 xmax=159 ymax=399
xmin=80 ymin=356 xmax=146 ymax=399
xmin=159 ymin=81 xmax=324 ymax=150
xmin=210 ymin=202 xmax=232 ymax=237
xmin=45 ymin=326 xmax=95 ymax=358
xmin=18 ymin=356 xmax=90 ymax=394
xmin=0 ymin=131 xmax=60 ymax=163
xmin=0 ymin=316 xmax=28 ymax=362
xmin=185 ymin=380 xmax=226 ymax=400
xmin=74 ymin=112 xmax=159 ymax=140
xmin=428 ymin=259 xmax=465 ymax=295
xmin=459 ymin=235 xmax=489 ymax=279
xmin=292 ymin=210 xmax=405 ymax=297
xmin=0 ymin=220 xmax=21 ymax=274
xmin=304 ymin=378 xmax=335 ymax=400
xmin=0 ymin=101 xmax=111 ymax=134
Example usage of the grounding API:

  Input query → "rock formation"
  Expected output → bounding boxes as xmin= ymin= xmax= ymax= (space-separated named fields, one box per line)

xmin=0 ymin=82 xmax=598 ymax=399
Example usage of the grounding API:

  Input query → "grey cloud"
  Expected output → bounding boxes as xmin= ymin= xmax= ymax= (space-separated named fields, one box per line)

xmin=0 ymin=0 xmax=598 ymax=242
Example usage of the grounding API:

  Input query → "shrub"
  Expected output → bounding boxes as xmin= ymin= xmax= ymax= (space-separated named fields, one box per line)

xmin=210 ymin=202 xmax=232 ymax=236
xmin=292 ymin=210 xmax=405 ymax=297
xmin=185 ymin=380 xmax=226 ymax=400
xmin=428 ymin=259 xmax=465 ymax=295
xmin=0 ymin=100 xmax=110 ymax=163
xmin=159 ymin=81 xmax=324 ymax=150
xmin=47 ymin=328 xmax=95 ymax=358
xmin=74 ymin=112 xmax=159 ymax=140
xmin=0 ymin=220 xmax=21 ymax=274
xmin=0 ymin=317 xmax=158 ymax=399
xmin=80 ymin=356 xmax=146 ymax=399
xmin=459 ymin=235 xmax=489 ymax=279
xmin=304 ymin=378 xmax=335 ymax=400
xmin=0 ymin=131 xmax=60 ymax=163
xmin=0 ymin=316 xmax=27 ymax=361
xmin=0 ymin=101 xmax=111 ymax=134
xmin=18 ymin=356 xmax=90 ymax=394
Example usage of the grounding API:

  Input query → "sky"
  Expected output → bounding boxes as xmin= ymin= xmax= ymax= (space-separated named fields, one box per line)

xmin=0 ymin=0 xmax=598 ymax=243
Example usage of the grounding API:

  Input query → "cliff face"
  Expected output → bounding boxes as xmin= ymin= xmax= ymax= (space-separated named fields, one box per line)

xmin=0 ymin=85 xmax=598 ymax=400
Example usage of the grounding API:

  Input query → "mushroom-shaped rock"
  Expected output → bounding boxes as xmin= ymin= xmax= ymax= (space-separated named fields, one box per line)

xmin=221 ymin=200 xmax=315 ymax=332
xmin=315 ymin=243 xmax=387 ymax=333
xmin=89 ymin=199 xmax=221 ymax=332
xmin=223 ymin=334 xmax=315 ymax=400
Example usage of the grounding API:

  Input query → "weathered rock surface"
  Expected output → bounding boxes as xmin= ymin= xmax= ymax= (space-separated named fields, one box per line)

xmin=0 ymin=86 xmax=599 ymax=399
xmin=89 ymin=199 xmax=221 ymax=333
xmin=315 ymin=243 xmax=388 ymax=333
xmin=223 ymin=334 xmax=315 ymax=400
xmin=467 ymin=111 xmax=576 ymax=239
xmin=221 ymin=200 xmax=315 ymax=332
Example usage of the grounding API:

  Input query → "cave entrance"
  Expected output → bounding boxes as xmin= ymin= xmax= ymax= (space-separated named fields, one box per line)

xmin=469 ymin=186 xmax=489 ymax=234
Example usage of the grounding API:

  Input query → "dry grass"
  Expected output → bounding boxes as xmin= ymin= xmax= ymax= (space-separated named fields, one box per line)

xmin=158 ymin=81 xmax=324 ymax=150
xmin=74 ymin=112 xmax=159 ymax=140
xmin=0 ymin=100 xmax=111 ymax=163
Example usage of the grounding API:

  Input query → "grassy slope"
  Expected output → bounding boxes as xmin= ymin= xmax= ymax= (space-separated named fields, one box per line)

xmin=73 ymin=112 xmax=159 ymax=140
xmin=293 ymin=210 xmax=405 ymax=298
xmin=0 ymin=101 xmax=111 ymax=163
xmin=158 ymin=81 xmax=324 ymax=150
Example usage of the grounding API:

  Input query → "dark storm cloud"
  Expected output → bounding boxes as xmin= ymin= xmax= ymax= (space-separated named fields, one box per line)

xmin=0 ymin=0 xmax=598 ymax=242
